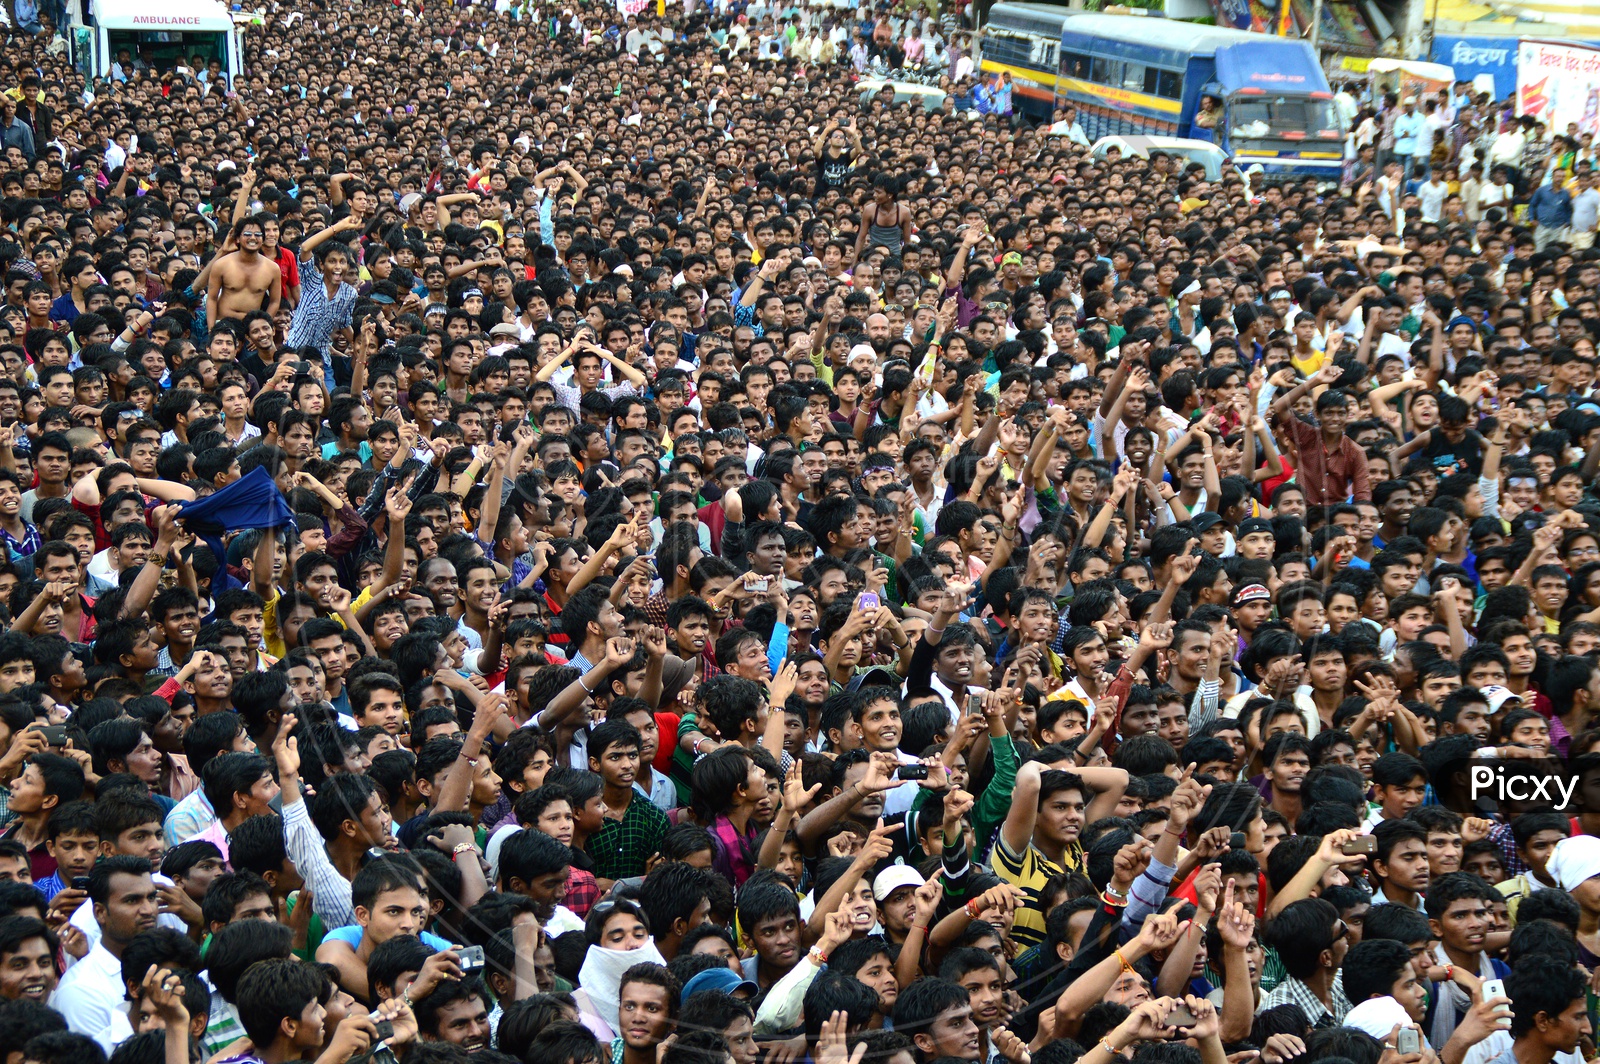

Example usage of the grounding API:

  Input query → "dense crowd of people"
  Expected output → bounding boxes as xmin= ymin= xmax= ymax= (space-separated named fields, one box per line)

xmin=7 ymin=5 xmax=1600 ymax=1064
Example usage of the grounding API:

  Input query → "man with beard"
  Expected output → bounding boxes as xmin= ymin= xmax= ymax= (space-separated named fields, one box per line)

xmin=50 ymin=855 xmax=159 ymax=1052
xmin=208 ymin=215 xmax=283 ymax=322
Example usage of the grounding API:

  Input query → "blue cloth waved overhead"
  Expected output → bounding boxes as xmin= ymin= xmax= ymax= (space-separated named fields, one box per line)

xmin=176 ymin=465 xmax=294 ymax=534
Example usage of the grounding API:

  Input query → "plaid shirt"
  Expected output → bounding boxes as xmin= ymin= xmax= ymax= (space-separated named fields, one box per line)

xmin=585 ymin=790 xmax=671 ymax=881
xmin=565 ymin=866 xmax=600 ymax=918
xmin=1490 ymin=820 xmax=1530 ymax=876
xmin=284 ymin=254 xmax=357 ymax=378
xmin=646 ymin=591 xmax=670 ymax=628
xmin=1257 ymin=974 xmax=1351 ymax=1028
xmin=0 ymin=521 xmax=40 ymax=560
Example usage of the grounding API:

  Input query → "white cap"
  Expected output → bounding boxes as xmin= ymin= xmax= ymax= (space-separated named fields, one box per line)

xmin=848 ymin=343 xmax=877 ymax=362
xmin=399 ymin=192 xmax=422 ymax=215
xmin=872 ymin=865 xmax=925 ymax=901
xmin=1479 ymin=685 xmax=1523 ymax=714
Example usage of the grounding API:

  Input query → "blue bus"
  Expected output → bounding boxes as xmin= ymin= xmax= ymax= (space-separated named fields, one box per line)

xmin=980 ymin=5 xmax=1344 ymax=180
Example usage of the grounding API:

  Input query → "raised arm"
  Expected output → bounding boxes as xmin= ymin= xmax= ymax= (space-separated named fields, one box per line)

xmin=230 ymin=162 xmax=258 ymax=227
xmin=475 ymin=440 xmax=511 ymax=547
xmin=998 ymin=760 xmax=1043 ymax=858
xmin=299 ymin=214 xmax=363 ymax=262
xmin=535 ymin=337 xmax=579 ymax=382
xmin=595 ymin=340 xmax=647 ymax=387
xmin=430 ymin=697 xmax=506 ymax=814
xmin=120 ymin=506 xmax=179 ymax=621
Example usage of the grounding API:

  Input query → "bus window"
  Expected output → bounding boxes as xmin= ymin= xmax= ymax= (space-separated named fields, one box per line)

xmin=1156 ymin=70 xmax=1182 ymax=99
xmin=1090 ymin=56 xmax=1121 ymax=87
xmin=1060 ymin=52 xmax=1090 ymax=78
xmin=1120 ymin=63 xmax=1145 ymax=93
xmin=1229 ymin=95 xmax=1341 ymax=140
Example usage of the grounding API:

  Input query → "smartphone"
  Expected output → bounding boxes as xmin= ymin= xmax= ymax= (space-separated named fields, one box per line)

xmin=291 ymin=361 xmax=311 ymax=375
xmin=1228 ymin=832 xmax=1246 ymax=852
xmin=858 ymin=592 xmax=880 ymax=611
xmin=1396 ymin=1028 xmax=1421 ymax=1055
xmin=749 ymin=576 xmax=769 ymax=593
xmin=36 ymin=725 xmax=67 ymax=746
xmin=71 ymin=875 xmax=90 ymax=891
xmin=368 ymin=1012 xmax=395 ymax=1043
xmin=458 ymin=945 xmax=485 ymax=972
xmin=1166 ymin=1004 xmax=1198 ymax=1028
xmin=1482 ymin=978 xmax=1509 ymax=1013
xmin=897 ymin=765 xmax=929 ymax=781
xmin=966 ymin=694 xmax=986 ymax=717
xmin=1343 ymin=835 xmax=1378 ymax=856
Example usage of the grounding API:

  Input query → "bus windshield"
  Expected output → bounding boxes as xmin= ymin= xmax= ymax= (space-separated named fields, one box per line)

xmin=1227 ymin=95 xmax=1340 ymax=141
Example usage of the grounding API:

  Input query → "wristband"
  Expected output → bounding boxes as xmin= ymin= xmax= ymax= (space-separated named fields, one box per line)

xmin=1098 ymin=1040 xmax=1119 ymax=1058
xmin=452 ymin=843 xmax=477 ymax=859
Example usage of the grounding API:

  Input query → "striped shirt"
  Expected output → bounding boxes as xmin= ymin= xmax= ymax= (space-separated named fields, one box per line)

xmin=992 ymin=835 xmax=1084 ymax=950
xmin=282 ymin=796 xmax=356 ymax=931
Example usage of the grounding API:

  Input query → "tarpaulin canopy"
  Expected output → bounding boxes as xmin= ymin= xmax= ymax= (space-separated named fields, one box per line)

xmin=1429 ymin=0 xmax=1600 ymax=30
xmin=1213 ymin=39 xmax=1326 ymax=94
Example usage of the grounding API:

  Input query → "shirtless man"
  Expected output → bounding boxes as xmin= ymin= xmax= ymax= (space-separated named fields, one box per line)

xmin=208 ymin=214 xmax=282 ymax=322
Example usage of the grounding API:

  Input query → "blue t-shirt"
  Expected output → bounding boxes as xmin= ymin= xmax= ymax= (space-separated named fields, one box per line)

xmin=325 ymin=923 xmax=453 ymax=951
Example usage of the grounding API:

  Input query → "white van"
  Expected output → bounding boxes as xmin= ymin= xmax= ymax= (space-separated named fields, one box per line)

xmin=83 ymin=0 xmax=242 ymax=84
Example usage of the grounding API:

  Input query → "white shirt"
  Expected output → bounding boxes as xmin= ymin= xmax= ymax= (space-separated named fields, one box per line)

xmin=51 ymin=941 xmax=136 ymax=1054
xmin=1574 ymin=187 xmax=1600 ymax=234
xmin=1419 ymin=180 xmax=1448 ymax=223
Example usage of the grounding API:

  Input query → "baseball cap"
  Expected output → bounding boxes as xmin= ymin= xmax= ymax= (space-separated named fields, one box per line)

xmin=1479 ymin=685 xmax=1523 ymax=715
xmin=1237 ymin=517 xmax=1274 ymax=539
xmin=399 ymin=192 xmax=422 ymax=215
xmin=848 ymin=667 xmax=901 ymax=694
xmin=682 ymin=968 xmax=759 ymax=1002
xmin=489 ymin=323 xmax=521 ymax=338
xmin=1001 ymin=251 xmax=1023 ymax=266
xmin=1232 ymin=584 xmax=1271 ymax=608
xmin=1190 ymin=512 xmax=1224 ymax=534
xmin=873 ymin=865 xmax=925 ymax=901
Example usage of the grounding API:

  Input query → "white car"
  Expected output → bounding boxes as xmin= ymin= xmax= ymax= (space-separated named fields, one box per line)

xmin=1084 ymin=134 xmax=1240 ymax=184
xmin=857 ymin=78 xmax=950 ymax=113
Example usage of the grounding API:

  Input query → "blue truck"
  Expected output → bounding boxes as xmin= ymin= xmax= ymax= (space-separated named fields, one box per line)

xmin=981 ymin=4 xmax=1344 ymax=180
